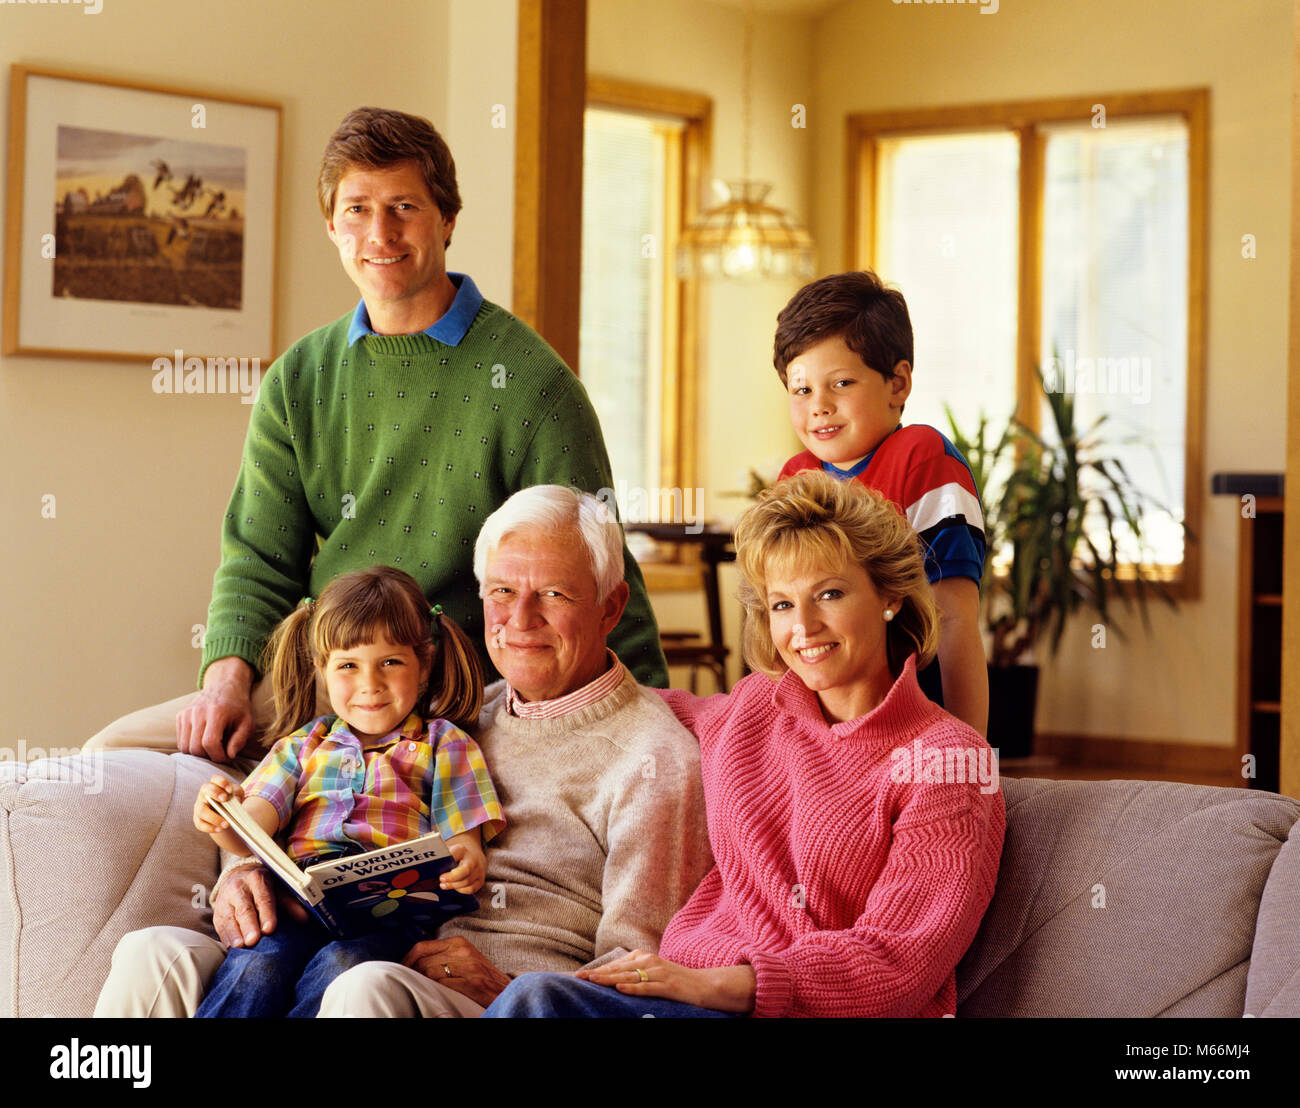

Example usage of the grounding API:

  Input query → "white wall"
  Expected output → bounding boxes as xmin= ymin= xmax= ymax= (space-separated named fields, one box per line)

xmin=0 ymin=0 xmax=518 ymax=751
xmin=445 ymin=0 xmax=518 ymax=307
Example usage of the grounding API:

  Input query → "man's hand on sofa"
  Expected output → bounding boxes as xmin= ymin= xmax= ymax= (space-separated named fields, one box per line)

xmin=178 ymin=657 xmax=255 ymax=763
xmin=213 ymin=864 xmax=308 ymax=948
xmin=402 ymin=936 xmax=512 ymax=1008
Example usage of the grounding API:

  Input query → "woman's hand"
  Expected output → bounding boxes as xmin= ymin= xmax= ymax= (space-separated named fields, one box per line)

xmin=193 ymin=775 xmax=243 ymax=834
xmin=577 ymin=949 xmax=757 ymax=1014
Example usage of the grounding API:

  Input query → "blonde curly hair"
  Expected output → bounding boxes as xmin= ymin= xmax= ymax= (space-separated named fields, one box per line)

xmin=735 ymin=470 xmax=939 ymax=679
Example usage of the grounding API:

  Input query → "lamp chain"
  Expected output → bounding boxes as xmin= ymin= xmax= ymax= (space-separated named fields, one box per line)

xmin=742 ymin=0 xmax=753 ymax=185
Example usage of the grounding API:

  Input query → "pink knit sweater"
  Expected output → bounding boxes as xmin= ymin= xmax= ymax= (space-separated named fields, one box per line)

xmin=657 ymin=655 xmax=1005 ymax=1018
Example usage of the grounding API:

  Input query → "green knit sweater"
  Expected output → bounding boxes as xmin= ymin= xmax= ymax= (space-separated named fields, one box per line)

xmin=201 ymin=300 xmax=667 ymax=687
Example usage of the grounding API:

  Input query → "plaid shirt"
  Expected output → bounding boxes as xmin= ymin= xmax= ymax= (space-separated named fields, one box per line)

xmin=242 ymin=713 xmax=504 ymax=864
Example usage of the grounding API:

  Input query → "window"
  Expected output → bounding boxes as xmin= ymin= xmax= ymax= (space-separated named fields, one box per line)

xmin=848 ymin=90 xmax=1206 ymax=593
xmin=581 ymin=108 xmax=677 ymax=498
xmin=874 ymin=130 xmax=1020 ymax=442
xmin=581 ymin=78 xmax=711 ymax=577
xmin=1039 ymin=118 xmax=1189 ymax=567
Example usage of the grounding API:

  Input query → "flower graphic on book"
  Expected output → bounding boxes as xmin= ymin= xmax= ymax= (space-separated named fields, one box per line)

xmin=344 ymin=868 xmax=447 ymax=921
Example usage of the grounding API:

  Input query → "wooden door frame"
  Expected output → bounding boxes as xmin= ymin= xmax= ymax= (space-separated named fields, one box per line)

xmin=1281 ymin=0 xmax=1300 ymax=796
xmin=513 ymin=0 xmax=587 ymax=373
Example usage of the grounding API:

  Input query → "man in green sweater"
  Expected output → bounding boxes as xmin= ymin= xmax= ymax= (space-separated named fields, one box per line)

xmin=85 ymin=106 xmax=667 ymax=763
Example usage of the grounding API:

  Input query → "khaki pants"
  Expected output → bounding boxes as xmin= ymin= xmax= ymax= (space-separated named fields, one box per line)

xmin=93 ymin=927 xmax=228 ymax=1018
xmin=93 ymin=927 xmax=484 ymax=1018
xmin=318 ymin=961 xmax=486 ymax=1017
xmin=82 ymin=677 xmax=329 ymax=756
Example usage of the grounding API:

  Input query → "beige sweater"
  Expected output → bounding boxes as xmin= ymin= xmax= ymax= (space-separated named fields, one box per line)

xmin=437 ymin=672 xmax=714 ymax=976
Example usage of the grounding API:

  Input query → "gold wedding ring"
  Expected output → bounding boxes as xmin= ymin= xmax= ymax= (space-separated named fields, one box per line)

xmin=442 ymin=963 xmax=453 ymax=977
xmin=636 ymin=968 xmax=649 ymax=982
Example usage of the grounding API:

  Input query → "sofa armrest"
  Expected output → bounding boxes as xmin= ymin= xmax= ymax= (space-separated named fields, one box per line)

xmin=0 ymin=750 xmax=226 ymax=1017
xmin=957 ymin=777 xmax=1300 ymax=1017
xmin=1245 ymin=818 xmax=1300 ymax=1016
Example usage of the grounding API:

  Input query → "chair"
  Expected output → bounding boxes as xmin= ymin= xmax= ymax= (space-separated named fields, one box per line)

xmin=627 ymin=522 xmax=735 ymax=694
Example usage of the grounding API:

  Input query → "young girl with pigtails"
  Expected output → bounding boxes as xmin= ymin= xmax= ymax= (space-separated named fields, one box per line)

xmin=190 ymin=565 xmax=504 ymax=1018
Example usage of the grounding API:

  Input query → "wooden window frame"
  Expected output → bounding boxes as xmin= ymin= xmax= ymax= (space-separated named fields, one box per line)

xmin=585 ymin=75 xmax=712 ymax=590
xmin=846 ymin=89 xmax=1208 ymax=599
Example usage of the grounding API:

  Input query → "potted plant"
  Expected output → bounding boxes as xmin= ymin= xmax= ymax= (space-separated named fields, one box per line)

xmin=947 ymin=368 xmax=1183 ymax=757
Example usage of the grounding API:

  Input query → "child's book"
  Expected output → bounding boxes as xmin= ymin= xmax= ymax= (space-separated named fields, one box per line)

xmin=207 ymin=796 xmax=479 ymax=940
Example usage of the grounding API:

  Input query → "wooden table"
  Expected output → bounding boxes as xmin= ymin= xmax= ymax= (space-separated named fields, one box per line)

xmin=628 ymin=522 xmax=736 ymax=691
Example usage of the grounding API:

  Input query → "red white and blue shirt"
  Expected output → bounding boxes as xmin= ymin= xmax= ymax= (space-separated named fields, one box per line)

xmin=780 ymin=424 xmax=986 ymax=585
xmin=241 ymin=712 xmax=504 ymax=865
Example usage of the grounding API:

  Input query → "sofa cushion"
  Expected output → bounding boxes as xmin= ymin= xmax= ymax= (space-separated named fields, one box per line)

xmin=0 ymin=750 xmax=225 ymax=1017
xmin=957 ymin=777 xmax=1300 ymax=1017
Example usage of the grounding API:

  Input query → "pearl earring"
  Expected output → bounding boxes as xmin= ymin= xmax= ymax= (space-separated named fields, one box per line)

xmin=883 ymin=608 xmax=895 ymax=622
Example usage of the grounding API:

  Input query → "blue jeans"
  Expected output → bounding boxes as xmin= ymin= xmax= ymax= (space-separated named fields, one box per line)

xmin=481 ymin=972 xmax=741 ymax=1019
xmin=194 ymin=915 xmax=423 ymax=1019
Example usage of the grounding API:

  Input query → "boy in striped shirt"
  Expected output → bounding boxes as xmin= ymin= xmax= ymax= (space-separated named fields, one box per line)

xmin=774 ymin=270 xmax=989 ymax=735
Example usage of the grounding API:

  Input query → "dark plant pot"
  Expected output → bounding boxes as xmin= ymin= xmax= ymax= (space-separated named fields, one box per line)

xmin=987 ymin=664 xmax=1039 ymax=759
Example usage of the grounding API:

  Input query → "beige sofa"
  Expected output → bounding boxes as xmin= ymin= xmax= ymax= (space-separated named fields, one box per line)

xmin=2 ymin=750 xmax=1298 ymax=1017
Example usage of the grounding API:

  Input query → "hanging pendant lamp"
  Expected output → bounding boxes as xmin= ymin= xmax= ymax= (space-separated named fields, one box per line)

xmin=675 ymin=0 xmax=816 ymax=281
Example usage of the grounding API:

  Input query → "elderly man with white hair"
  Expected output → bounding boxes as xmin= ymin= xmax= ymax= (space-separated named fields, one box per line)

xmin=94 ymin=485 xmax=713 ymax=1018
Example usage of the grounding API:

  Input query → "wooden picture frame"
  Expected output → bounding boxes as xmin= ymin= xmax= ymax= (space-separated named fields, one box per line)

xmin=3 ymin=65 xmax=281 ymax=363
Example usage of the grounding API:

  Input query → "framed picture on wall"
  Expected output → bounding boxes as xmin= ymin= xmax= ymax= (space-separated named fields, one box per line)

xmin=2 ymin=65 xmax=280 ymax=363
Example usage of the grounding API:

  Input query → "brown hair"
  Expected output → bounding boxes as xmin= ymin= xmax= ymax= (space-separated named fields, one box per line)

xmin=317 ymin=107 xmax=462 ymax=241
xmin=263 ymin=566 xmax=482 ymax=737
xmin=734 ymin=470 xmax=939 ymax=679
xmin=772 ymin=269 xmax=914 ymax=388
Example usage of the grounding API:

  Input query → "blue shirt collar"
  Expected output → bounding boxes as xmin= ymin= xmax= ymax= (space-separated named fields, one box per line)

xmin=823 ymin=454 xmax=873 ymax=480
xmin=346 ymin=272 xmax=483 ymax=347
